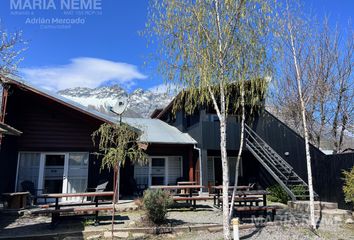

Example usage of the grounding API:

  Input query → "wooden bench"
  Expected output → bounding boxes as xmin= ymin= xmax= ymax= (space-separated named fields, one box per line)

xmin=217 ymin=196 xmax=263 ymax=206
xmin=173 ymin=196 xmax=212 ymax=209
xmin=214 ymin=196 xmax=263 ymax=207
xmin=32 ymin=206 xmax=114 ymax=227
xmin=39 ymin=201 xmax=112 ymax=208
xmin=234 ymin=206 xmax=276 ymax=221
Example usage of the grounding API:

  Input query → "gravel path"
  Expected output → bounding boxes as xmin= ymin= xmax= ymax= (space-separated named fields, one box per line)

xmin=145 ymin=224 xmax=354 ymax=240
xmin=1 ymin=200 xmax=353 ymax=239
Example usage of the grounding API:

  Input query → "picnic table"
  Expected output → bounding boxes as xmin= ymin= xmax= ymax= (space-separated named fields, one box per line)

xmin=212 ymin=187 xmax=268 ymax=208
xmin=211 ymin=185 xmax=254 ymax=206
xmin=150 ymin=185 xmax=210 ymax=209
xmin=2 ymin=192 xmax=29 ymax=209
xmin=33 ymin=191 xmax=114 ymax=227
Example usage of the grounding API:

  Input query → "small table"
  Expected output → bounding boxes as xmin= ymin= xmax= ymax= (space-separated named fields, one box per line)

xmin=2 ymin=192 xmax=29 ymax=209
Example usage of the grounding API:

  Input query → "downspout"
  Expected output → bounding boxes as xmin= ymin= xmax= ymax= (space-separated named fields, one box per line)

xmin=0 ymin=83 xmax=9 ymax=147
xmin=194 ymin=145 xmax=202 ymax=194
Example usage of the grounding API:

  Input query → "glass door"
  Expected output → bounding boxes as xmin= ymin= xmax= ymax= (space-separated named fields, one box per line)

xmin=149 ymin=157 xmax=166 ymax=185
xmin=43 ymin=154 xmax=65 ymax=194
xmin=63 ymin=153 xmax=89 ymax=201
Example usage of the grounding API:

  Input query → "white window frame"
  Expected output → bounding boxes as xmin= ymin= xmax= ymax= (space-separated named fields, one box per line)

xmin=16 ymin=151 xmax=89 ymax=195
xmin=135 ymin=156 xmax=183 ymax=187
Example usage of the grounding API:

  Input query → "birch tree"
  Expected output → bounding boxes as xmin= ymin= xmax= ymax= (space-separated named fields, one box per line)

xmin=145 ymin=1 xmax=273 ymax=238
xmin=277 ymin=0 xmax=316 ymax=229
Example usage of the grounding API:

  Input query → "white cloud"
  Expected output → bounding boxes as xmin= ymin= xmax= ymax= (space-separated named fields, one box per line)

xmin=148 ymin=83 xmax=179 ymax=95
xmin=20 ymin=57 xmax=147 ymax=91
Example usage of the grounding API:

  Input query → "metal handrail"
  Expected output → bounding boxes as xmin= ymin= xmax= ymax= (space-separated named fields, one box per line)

xmin=245 ymin=130 xmax=291 ymax=174
xmin=244 ymin=124 xmax=318 ymax=198
xmin=245 ymin=124 xmax=294 ymax=171
xmin=245 ymin=138 xmax=289 ymax=181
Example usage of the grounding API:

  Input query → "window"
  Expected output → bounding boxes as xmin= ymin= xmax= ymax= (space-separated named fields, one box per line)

xmin=45 ymin=155 xmax=65 ymax=166
xmin=66 ymin=153 xmax=89 ymax=199
xmin=167 ymin=156 xmax=182 ymax=185
xmin=208 ymin=114 xmax=219 ymax=122
xmin=16 ymin=153 xmax=41 ymax=192
xmin=134 ymin=156 xmax=183 ymax=186
xmin=151 ymin=158 xmax=165 ymax=167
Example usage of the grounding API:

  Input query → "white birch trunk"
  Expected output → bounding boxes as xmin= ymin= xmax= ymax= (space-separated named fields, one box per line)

xmin=220 ymin=116 xmax=231 ymax=239
xmin=287 ymin=14 xmax=316 ymax=229
xmin=229 ymin=79 xmax=245 ymax=220
xmin=213 ymin=1 xmax=231 ymax=238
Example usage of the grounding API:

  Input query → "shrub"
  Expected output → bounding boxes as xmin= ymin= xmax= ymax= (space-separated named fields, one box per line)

xmin=343 ymin=167 xmax=354 ymax=204
xmin=267 ymin=184 xmax=290 ymax=204
xmin=291 ymin=185 xmax=307 ymax=200
xmin=143 ymin=189 xmax=173 ymax=224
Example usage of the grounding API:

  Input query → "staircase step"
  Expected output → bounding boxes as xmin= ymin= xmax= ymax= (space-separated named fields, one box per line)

xmin=245 ymin=124 xmax=319 ymax=201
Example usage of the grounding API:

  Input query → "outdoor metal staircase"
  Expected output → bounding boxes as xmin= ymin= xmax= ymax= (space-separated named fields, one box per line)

xmin=244 ymin=124 xmax=319 ymax=201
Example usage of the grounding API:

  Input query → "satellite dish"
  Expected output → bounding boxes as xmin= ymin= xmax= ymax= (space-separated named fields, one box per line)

xmin=111 ymin=96 xmax=128 ymax=115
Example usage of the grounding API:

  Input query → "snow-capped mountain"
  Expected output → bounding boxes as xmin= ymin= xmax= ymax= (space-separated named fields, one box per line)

xmin=57 ymin=85 xmax=174 ymax=118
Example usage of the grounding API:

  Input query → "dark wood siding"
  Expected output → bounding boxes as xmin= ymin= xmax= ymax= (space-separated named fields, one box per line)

xmin=5 ymin=88 xmax=102 ymax=151
xmin=313 ymin=153 xmax=354 ymax=209
xmin=202 ymin=121 xmax=240 ymax=150
xmin=0 ymin=87 xmax=105 ymax=193
xmin=251 ymin=110 xmax=325 ymax=182
xmin=0 ymin=87 xmax=196 ymax=194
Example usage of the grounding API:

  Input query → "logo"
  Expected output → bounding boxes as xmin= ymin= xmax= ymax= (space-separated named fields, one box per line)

xmin=9 ymin=0 xmax=103 ymax=29
xmin=10 ymin=0 xmax=102 ymax=10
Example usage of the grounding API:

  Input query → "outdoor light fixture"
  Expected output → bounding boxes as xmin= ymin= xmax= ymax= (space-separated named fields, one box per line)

xmin=284 ymin=152 xmax=290 ymax=156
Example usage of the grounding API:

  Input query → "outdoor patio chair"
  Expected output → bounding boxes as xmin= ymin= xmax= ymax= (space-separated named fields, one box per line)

xmin=248 ymin=183 xmax=255 ymax=190
xmin=83 ymin=180 xmax=109 ymax=203
xmin=21 ymin=180 xmax=46 ymax=205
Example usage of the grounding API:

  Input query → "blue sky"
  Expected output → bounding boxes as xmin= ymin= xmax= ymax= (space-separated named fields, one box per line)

xmin=0 ymin=0 xmax=353 ymax=92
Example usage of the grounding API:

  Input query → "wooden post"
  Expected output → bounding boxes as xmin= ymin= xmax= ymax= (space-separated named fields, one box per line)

xmin=188 ymin=147 xmax=194 ymax=181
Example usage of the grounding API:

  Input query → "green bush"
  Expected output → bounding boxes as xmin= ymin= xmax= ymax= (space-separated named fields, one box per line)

xmin=343 ymin=167 xmax=354 ymax=204
xmin=266 ymin=184 xmax=290 ymax=204
xmin=143 ymin=189 xmax=173 ymax=224
xmin=291 ymin=185 xmax=307 ymax=200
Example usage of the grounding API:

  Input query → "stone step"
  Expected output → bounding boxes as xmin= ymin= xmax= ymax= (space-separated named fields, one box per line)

xmin=288 ymin=200 xmax=338 ymax=211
